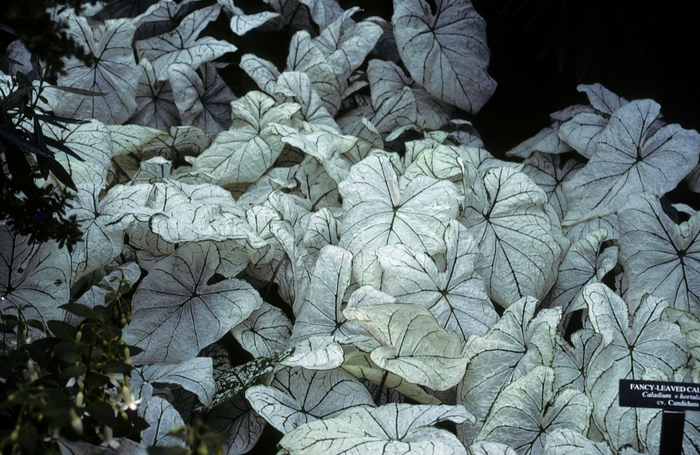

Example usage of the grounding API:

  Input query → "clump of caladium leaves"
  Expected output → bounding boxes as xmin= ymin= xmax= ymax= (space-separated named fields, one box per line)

xmin=2 ymin=0 xmax=700 ymax=454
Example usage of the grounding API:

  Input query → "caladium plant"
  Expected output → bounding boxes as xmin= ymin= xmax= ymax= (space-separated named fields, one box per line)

xmin=2 ymin=0 xmax=700 ymax=454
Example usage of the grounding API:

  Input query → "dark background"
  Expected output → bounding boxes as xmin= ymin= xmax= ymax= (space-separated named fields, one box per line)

xmin=341 ymin=0 xmax=700 ymax=158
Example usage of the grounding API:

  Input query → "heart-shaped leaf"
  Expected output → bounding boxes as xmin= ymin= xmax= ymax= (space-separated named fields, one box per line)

xmin=392 ymin=0 xmax=496 ymax=113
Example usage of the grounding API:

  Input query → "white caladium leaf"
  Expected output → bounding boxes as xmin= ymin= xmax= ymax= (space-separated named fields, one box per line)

xmin=245 ymin=367 xmax=374 ymax=434
xmin=562 ymin=99 xmax=700 ymax=225
xmin=274 ymin=71 xmax=338 ymax=129
xmin=378 ymin=220 xmax=497 ymax=342
xmin=343 ymin=303 xmax=468 ymax=391
xmin=129 ymin=58 xmax=180 ymax=131
xmin=662 ymin=308 xmax=700 ymax=370
xmin=168 ymin=62 xmax=236 ymax=136
xmin=49 ymin=14 xmax=139 ymax=124
xmin=287 ymin=30 xmax=344 ymax=115
xmin=44 ymin=119 xmax=114 ymax=188
xmin=392 ymin=0 xmax=496 ymax=114
xmin=521 ymin=152 xmax=583 ymax=220
xmin=205 ymin=391 xmax=266 ymax=455
xmin=582 ymin=283 xmax=687 ymax=451
xmin=341 ymin=351 xmax=441 ymax=405
xmin=476 ymin=366 xmax=590 ymax=455
xmin=135 ymin=4 xmax=237 ymax=80
xmin=123 ymin=180 xmax=250 ymax=256
xmin=402 ymin=144 xmax=492 ymax=190
xmin=277 ymin=125 xmax=351 ymax=184
xmin=138 ymin=384 xmax=186 ymax=448
xmin=0 ymin=227 xmax=70 ymax=332
xmin=618 ymin=193 xmax=700 ymax=314
xmin=367 ymin=59 xmax=452 ymax=131
xmin=277 ymin=403 xmax=473 ymax=455
xmin=460 ymin=166 xmax=568 ymax=308
xmin=339 ymin=154 xmax=460 ymax=287
xmin=67 ymin=184 xmax=124 ymax=284
xmin=552 ymin=329 xmax=603 ymax=393
xmin=303 ymin=208 xmax=341 ymax=254
xmin=339 ymin=85 xmax=418 ymax=136
xmin=190 ymin=91 xmax=301 ymax=185
xmin=290 ymin=246 xmax=354 ymax=343
xmin=457 ymin=297 xmax=561 ymax=445
xmin=298 ymin=0 xmax=344 ymax=29
xmin=231 ymin=302 xmax=293 ymax=358
xmin=543 ymin=428 xmax=612 ymax=455
xmin=218 ymin=0 xmax=283 ymax=35
xmin=239 ymin=54 xmax=280 ymax=95
xmin=506 ymin=121 xmax=576 ymax=159
xmin=123 ymin=242 xmax=262 ymax=364
xmin=468 ymin=442 xmax=518 ymax=455
xmin=266 ymin=0 xmax=314 ymax=32
xmin=545 ymin=227 xmax=618 ymax=317
xmin=131 ymin=357 xmax=215 ymax=407
xmin=109 ymin=125 xmax=173 ymax=161
xmin=294 ymin=157 xmax=341 ymax=210
xmin=577 ymin=83 xmax=628 ymax=115
xmin=280 ymin=335 xmax=345 ymax=370
xmin=312 ymin=7 xmax=382 ymax=82
xmin=558 ymin=112 xmax=609 ymax=160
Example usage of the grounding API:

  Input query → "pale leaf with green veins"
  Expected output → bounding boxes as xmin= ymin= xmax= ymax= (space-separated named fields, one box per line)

xmin=392 ymin=0 xmax=496 ymax=114
xmin=277 ymin=403 xmax=473 ymax=455
xmin=618 ymin=192 xmax=700 ymax=314
xmin=49 ymin=14 xmax=139 ymax=124
xmin=343 ymin=303 xmax=468 ymax=391
xmin=138 ymin=384 xmax=186 ymax=449
xmin=457 ymin=296 xmax=561 ymax=445
xmin=460 ymin=166 xmax=569 ymax=308
xmin=582 ymin=283 xmax=688 ymax=451
xmin=378 ymin=220 xmax=497 ymax=343
xmin=0 ymin=227 xmax=70 ymax=333
xmin=245 ymin=367 xmax=374 ymax=434
xmin=475 ymin=366 xmax=591 ymax=455
xmin=131 ymin=357 xmax=215 ymax=407
xmin=341 ymin=351 xmax=441 ymax=405
xmin=167 ymin=62 xmax=236 ymax=136
xmin=190 ymin=91 xmax=301 ymax=185
xmin=122 ymin=242 xmax=262 ymax=364
xmin=562 ymin=99 xmax=700 ymax=225
xmin=542 ymin=428 xmax=612 ymax=455
xmin=338 ymin=154 xmax=460 ymax=287
xmin=134 ymin=4 xmax=237 ymax=80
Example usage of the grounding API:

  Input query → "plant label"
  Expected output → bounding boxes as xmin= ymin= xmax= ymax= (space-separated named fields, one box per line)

xmin=619 ymin=379 xmax=700 ymax=411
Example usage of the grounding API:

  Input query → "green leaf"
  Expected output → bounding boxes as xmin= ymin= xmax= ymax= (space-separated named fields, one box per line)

xmin=47 ymin=320 xmax=77 ymax=341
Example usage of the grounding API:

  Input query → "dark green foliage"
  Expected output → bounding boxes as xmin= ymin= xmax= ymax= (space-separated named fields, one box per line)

xmin=0 ymin=0 xmax=96 ymax=78
xmin=0 ymin=64 xmax=88 ymax=251
xmin=147 ymin=419 xmax=226 ymax=455
xmin=0 ymin=291 xmax=146 ymax=454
